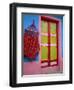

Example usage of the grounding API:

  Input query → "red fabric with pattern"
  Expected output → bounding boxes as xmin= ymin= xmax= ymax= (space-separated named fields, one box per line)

xmin=24 ymin=31 xmax=40 ymax=59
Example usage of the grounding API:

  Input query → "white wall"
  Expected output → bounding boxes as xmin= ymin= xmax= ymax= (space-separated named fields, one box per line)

xmin=0 ymin=0 xmax=74 ymax=89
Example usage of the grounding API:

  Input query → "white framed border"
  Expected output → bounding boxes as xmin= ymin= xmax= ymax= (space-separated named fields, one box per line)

xmin=16 ymin=7 xmax=70 ymax=84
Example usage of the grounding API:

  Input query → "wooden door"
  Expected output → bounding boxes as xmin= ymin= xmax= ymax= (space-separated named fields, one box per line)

xmin=40 ymin=16 xmax=58 ymax=67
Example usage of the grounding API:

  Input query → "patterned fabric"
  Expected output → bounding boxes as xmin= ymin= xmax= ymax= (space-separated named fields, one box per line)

xmin=24 ymin=25 xmax=40 ymax=59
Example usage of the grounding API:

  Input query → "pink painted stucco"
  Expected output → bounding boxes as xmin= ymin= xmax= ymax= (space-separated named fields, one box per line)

xmin=22 ymin=57 xmax=63 ymax=75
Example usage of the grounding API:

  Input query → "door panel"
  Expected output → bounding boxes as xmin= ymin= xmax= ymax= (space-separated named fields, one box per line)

xmin=50 ymin=36 xmax=57 ymax=44
xmin=50 ymin=46 xmax=57 ymax=61
xmin=41 ymin=46 xmax=48 ymax=60
xmin=41 ymin=21 xmax=48 ymax=33
xmin=41 ymin=35 xmax=48 ymax=44
xmin=50 ymin=22 xmax=56 ymax=34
